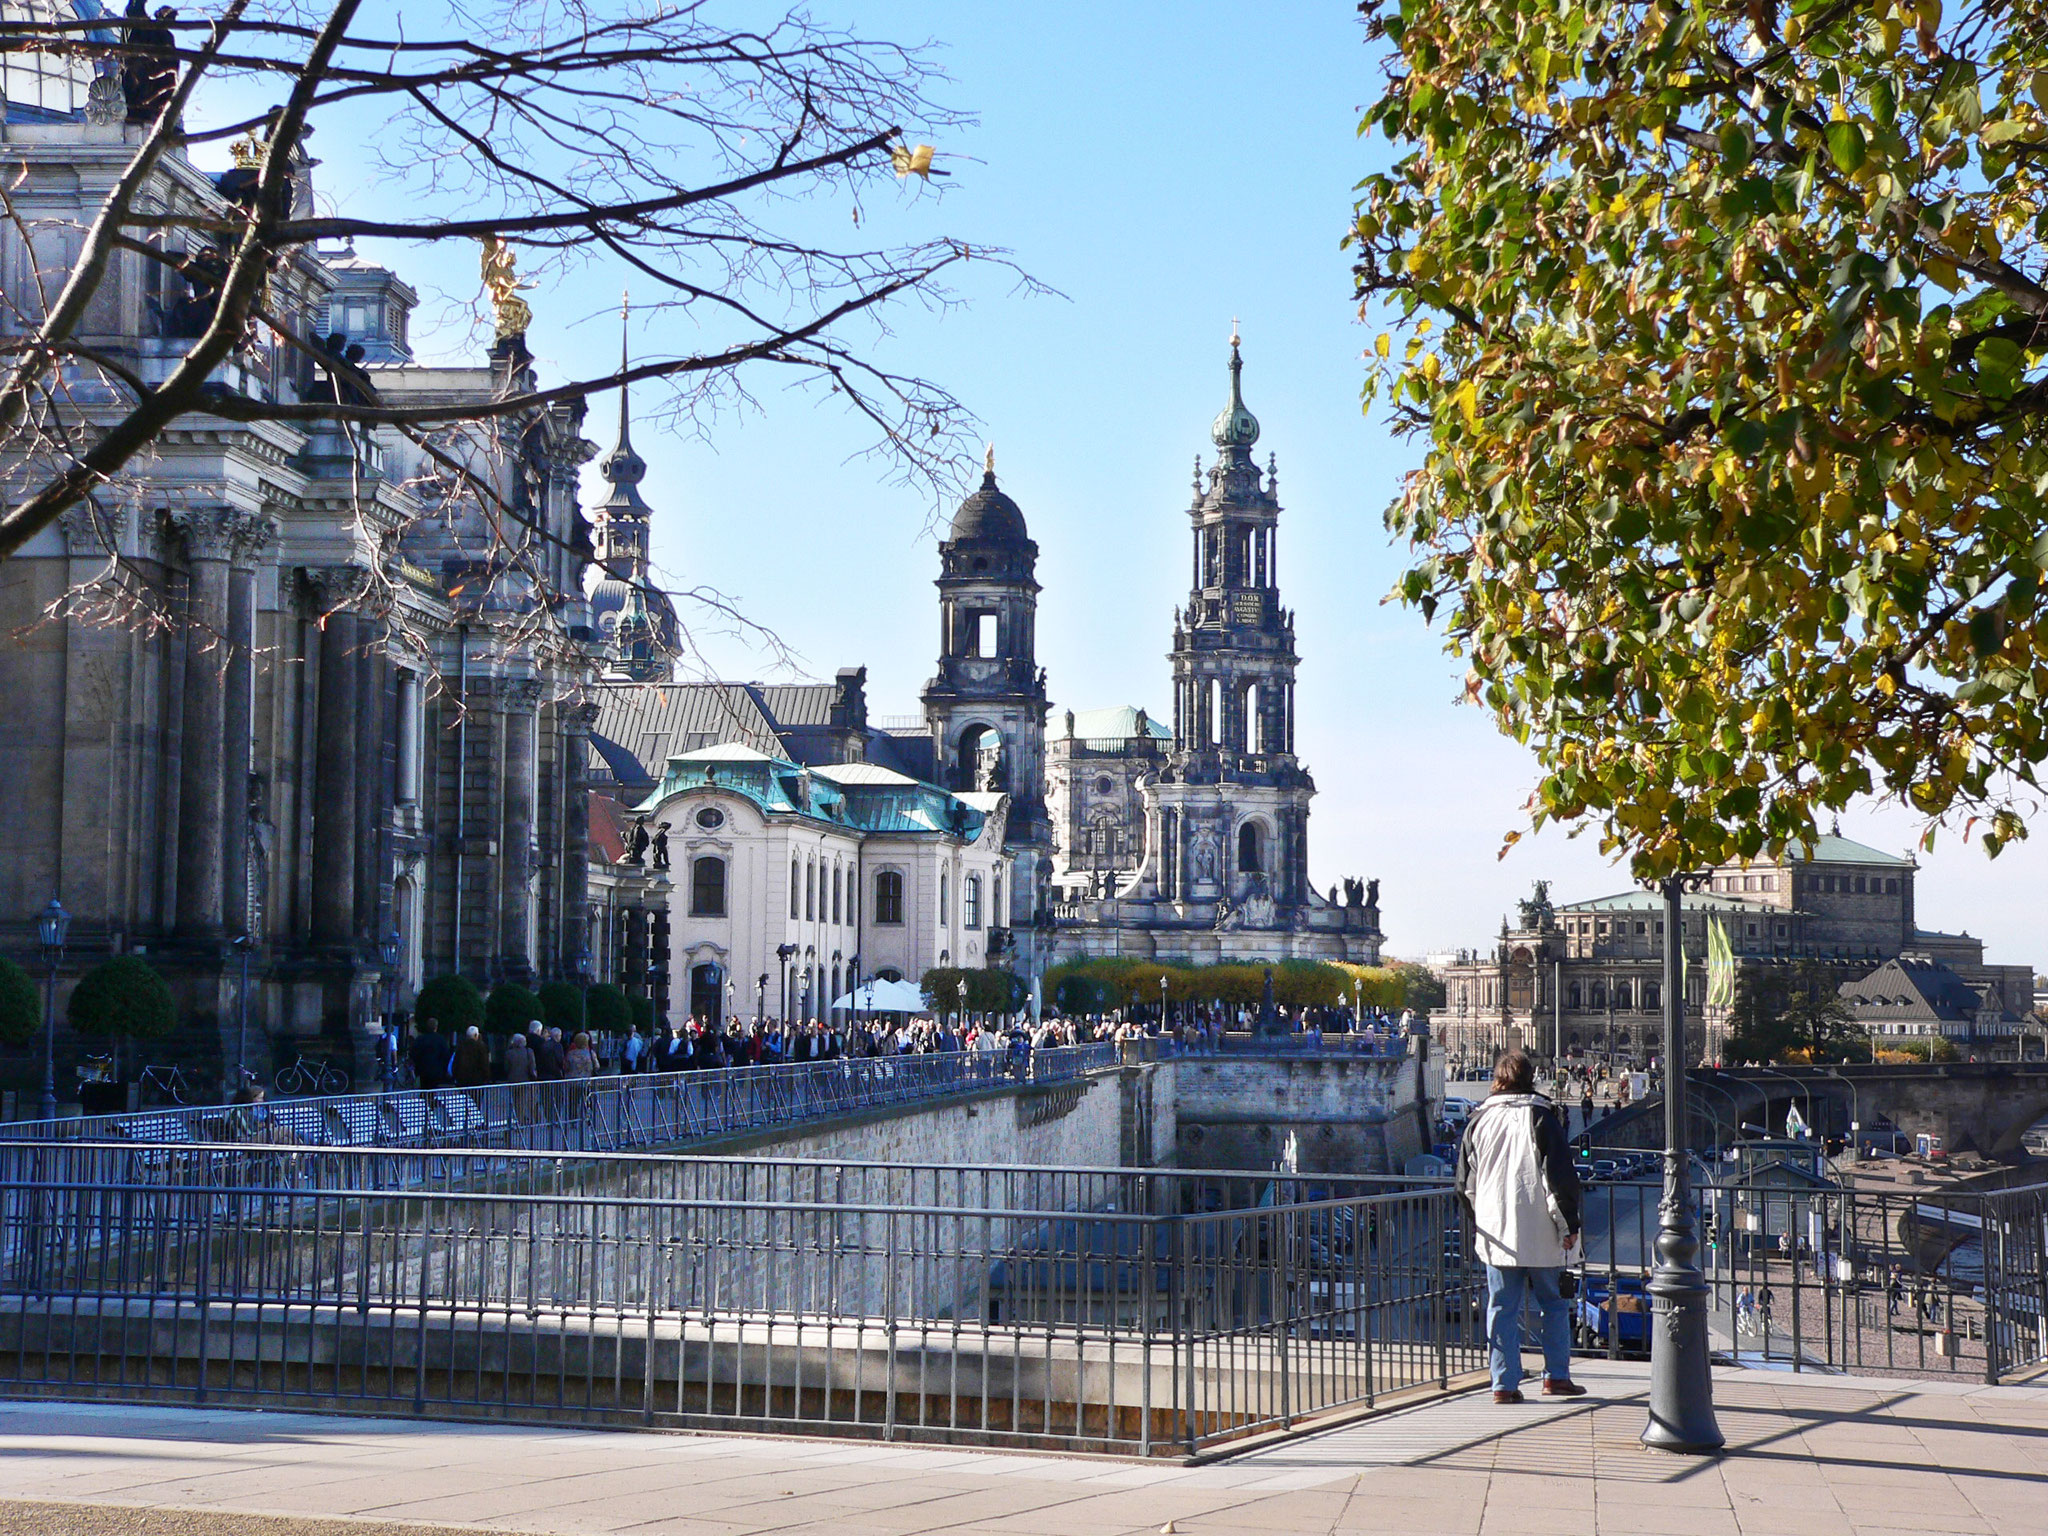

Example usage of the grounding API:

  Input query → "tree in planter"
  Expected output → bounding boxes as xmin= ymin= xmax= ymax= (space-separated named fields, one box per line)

xmin=0 ymin=957 xmax=38 ymax=1051
xmin=628 ymin=996 xmax=656 ymax=1036
xmin=586 ymin=984 xmax=632 ymax=1039
xmin=67 ymin=956 xmax=177 ymax=1077
xmin=413 ymin=975 xmax=484 ymax=1037
xmin=537 ymin=981 xmax=586 ymax=1038
xmin=1357 ymin=0 xmax=2048 ymax=875
xmin=485 ymin=982 xmax=544 ymax=1038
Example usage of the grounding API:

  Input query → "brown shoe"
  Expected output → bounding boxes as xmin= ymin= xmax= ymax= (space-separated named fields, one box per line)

xmin=1541 ymin=1378 xmax=1587 ymax=1397
xmin=1492 ymin=1389 xmax=1525 ymax=1404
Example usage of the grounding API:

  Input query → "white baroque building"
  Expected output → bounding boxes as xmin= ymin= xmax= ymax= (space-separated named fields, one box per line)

xmin=643 ymin=746 xmax=1010 ymax=1025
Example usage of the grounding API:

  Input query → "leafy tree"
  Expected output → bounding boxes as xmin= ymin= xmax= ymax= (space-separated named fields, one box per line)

xmin=413 ymin=975 xmax=484 ymax=1036
xmin=537 ymin=981 xmax=586 ymax=1036
xmin=0 ymin=957 xmax=38 ymax=1048
xmin=586 ymin=984 xmax=632 ymax=1037
xmin=68 ymin=957 xmax=176 ymax=1049
xmin=1356 ymin=0 xmax=2048 ymax=875
xmin=485 ymin=982 xmax=544 ymax=1038
xmin=1725 ymin=963 xmax=1862 ymax=1062
xmin=1389 ymin=960 xmax=1448 ymax=1012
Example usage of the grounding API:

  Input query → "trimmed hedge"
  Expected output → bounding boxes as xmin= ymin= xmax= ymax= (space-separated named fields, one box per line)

xmin=67 ymin=956 xmax=175 ymax=1041
xmin=413 ymin=974 xmax=484 ymax=1035
xmin=628 ymin=995 xmax=655 ymax=1034
xmin=586 ymin=983 xmax=631 ymax=1036
xmin=0 ymin=956 xmax=38 ymax=1047
xmin=538 ymin=980 xmax=585 ymax=1035
xmin=485 ymin=981 xmax=544 ymax=1037
xmin=919 ymin=966 xmax=1026 ymax=1014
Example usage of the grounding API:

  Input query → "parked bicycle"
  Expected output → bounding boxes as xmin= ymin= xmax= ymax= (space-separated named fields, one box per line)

xmin=75 ymin=1054 xmax=114 ymax=1087
xmin=138 ymin=1062 xmax=192 ymax=1106
xmin=274 ymin=1055 xmax=351 ymax=1097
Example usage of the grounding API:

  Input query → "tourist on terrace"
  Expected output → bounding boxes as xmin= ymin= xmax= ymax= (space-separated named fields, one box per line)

xmin=1454 ymin=1048 xmax=1585 ymax=1405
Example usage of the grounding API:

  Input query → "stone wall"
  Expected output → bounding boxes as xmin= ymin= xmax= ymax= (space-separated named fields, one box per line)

xmin=1172 ymin=1052 xmax=1430 ymax=1175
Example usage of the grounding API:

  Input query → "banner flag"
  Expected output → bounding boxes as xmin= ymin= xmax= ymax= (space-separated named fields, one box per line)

xmin=1706 ymin=917 xmax=1736 ymax=1010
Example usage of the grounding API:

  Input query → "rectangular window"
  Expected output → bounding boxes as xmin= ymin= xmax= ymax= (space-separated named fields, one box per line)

xmin=1854 ymin=876 xmax=1866 ymax=894
xmin=1885 ymin=878 xmax=1899 ymax=894
xmin=689 ymin=857 xmax=726 ymax=918
xmin=790 ymin=858 xmax=799 ymax=919
xmin=964 ymin=875 xmax=982 ymax=930
xmin=874 ymin=871 xmax=903 ymax=925
xmin=832 ymin=867 xmax=842 ymax=925
xmin=806 ymin=861 xmax=815 ymax=920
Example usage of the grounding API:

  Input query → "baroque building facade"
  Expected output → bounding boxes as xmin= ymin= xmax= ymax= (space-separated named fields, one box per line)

xmin=1038 ymin=339 xmax=1381 ymax=965
xmin=1436 ymin=832 xmax=2036 ymax=1066
xmin=0 ymin=97 xmax=598 ymax=1092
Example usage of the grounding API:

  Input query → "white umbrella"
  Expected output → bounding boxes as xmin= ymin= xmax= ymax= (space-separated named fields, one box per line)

xmin=831 ymin=978 xmax=928 ymax=1013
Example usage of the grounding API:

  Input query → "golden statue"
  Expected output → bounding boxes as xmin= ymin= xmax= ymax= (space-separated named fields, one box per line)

xmin=477 ymin=236 xmax=533 ymax=339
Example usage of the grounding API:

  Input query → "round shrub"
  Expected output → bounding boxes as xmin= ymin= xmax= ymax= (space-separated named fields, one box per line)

xmin=485 ymin=981 xmax=543 ymax=1037
xmin=586 ymin=983 xmax=631 ymax=1036
xmin=0 ymin=956 xmax=38 ymax=1047
xmin=413 ymin=974 xmax=484 ymax=1036
xmin=628 ymin=995 xmax=655 ymax=1034
xmin=67 ymin=956 xmax=175 ymax=1042
xmin=537 ymin=980 xmax=585 ymax=1035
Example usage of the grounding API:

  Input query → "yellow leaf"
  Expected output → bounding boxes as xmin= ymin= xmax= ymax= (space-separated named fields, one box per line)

xmin=1376 ymin=333 xmax=1392 ymax=357
xmin=1455 ymin=378 xmax=1479 ymax=429
xmin=1875 ymin=671 xmax=1897 ymax=696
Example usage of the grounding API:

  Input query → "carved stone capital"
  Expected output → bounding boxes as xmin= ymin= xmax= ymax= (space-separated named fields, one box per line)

xmin=58 ymin=501 xmax=127 ymax=559
xmin=232 ymin=512 xmax=282 ymax=569
xmin=169 ymin=507 xmax=246 ymax=563
xmin=503 ymin=677 xmax=544 ymax=714
xmin=302 ymin=563 xmax=373 ymax=614
xmin=564 ymin=700 xmax=602 ymax=734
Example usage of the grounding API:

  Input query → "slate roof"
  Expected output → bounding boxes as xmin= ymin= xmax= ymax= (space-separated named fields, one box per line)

xmin=1839 ymin=956 xmax=2003 ymax=1024
xmin=589 ymin=680 xmax=937 ymax=791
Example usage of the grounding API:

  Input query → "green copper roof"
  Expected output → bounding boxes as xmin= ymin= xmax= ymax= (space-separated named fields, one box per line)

xmin=643 ymin=742 xmax=988 ymax=839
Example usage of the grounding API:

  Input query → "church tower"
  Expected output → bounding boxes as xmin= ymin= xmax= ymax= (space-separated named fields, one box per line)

xmin=921 ymin=450 xmax=1053 ymax=932
xmin=586 ymin=304 xmax=679 ymax=681
xmin=1146 ymin=332 xmax=1315 ymax=910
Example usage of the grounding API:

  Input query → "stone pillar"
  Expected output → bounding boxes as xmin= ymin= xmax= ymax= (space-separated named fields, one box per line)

xmin=171 ymin=509 xmax=239 ymax=937
xmin=354 ymin=623 xmax=389 ymax=943
xmin=498 ymin=678 xmax=541 ymax=977
xmin=307 ymin=566 xmax=369 ymax=948
xmin=560 ymin=701 xmax=599 ymax=975
xmin=221 ymin=515 xmax=276 ymax=938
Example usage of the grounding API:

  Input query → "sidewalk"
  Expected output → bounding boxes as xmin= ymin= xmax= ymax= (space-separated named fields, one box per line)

xmin=0 ymin=1360 xmax=2041 ymax=1536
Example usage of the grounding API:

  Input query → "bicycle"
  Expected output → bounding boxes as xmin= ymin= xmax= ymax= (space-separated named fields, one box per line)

xmin=274 ymin=1055 xmax=351 ymax=1097
xmin=75 ymin=1054 xmax=115 ymax=1087
xmin=138 ymin=1062 xmax=192 ymax=1106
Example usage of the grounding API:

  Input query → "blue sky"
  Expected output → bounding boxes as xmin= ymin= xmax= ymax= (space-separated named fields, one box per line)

xmin=295 ymin=1 xmax=2042 ymax=967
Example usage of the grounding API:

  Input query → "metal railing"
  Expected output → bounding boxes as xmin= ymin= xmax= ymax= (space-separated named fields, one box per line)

xmin=0 ymin=1044 xmax=1122 ymax=1156
xmin=0 ymin=1142 xmax=1480 ymax=1455
xmin=1570 ymin=1154 xmax=2048 ymax=1384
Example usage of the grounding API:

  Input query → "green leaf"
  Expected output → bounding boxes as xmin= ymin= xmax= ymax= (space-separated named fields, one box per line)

xmin=1826 ymin=120 xmax=1867 ymax=173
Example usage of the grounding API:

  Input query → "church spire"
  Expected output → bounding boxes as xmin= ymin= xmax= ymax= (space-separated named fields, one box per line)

xmin=1210 ymin=321 xmax=1261 ymax=456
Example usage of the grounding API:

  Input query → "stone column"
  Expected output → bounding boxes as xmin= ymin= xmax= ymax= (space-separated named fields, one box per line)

xmin=354 ymin=623 xmax=389 ymax=943
xmin=170 ymin=509 xmax=239 ymax=938
xmin=498 ymin=678 xmax=541 ymax=977
xmin=560 ymin=701 xmax=599 ymax=976
xmin=307 ymin=566 xmax=369 ymax=948
xmin=222 ymin=515 xmax=277 ymax=938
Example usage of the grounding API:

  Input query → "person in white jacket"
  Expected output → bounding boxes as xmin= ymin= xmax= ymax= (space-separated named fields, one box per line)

xmin=1454 ymin=1048 xmax=1586 ymax=1403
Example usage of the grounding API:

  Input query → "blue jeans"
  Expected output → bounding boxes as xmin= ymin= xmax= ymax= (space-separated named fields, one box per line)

xmin=1484 ymin=1264 xmax=1574 ymax=1392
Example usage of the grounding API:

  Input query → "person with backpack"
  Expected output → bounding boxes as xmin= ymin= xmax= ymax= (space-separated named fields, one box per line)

xmin=1455 ymin=1048 xmax=1586 ymax=1404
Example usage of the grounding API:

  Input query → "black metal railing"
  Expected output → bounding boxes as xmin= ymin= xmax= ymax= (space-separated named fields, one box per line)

xmin=0 ymin=1043 xmax=1123 ymax=1155
xmin=0 ymin=1143 xmax=1478 ymax=1455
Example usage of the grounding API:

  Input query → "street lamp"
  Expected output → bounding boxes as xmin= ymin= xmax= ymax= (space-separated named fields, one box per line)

xmin=232 ymin=932 xmax=255 ymax=1097
xmin=1159 ymin=974 xmax=1169 ymax=1032
xmin=378 ymin=929 xmax=402 ymax=1093
xmin=1643 ymin=874 xmax=1723 ymax=1454
xmin=756 ymin=972 xmax=768 ymax=1023
xmin=956 ymin=977 xmax=968 ymax=1032
xmin=36 ymin=896 xmax=69 ymax=1120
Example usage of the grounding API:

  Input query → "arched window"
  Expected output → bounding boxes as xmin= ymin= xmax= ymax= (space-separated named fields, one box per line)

xmin=1244 ymin=682 xmax=1262 ymax=753
xmin=1237 ymin=821 xmax=1263 ymax=873
xmin=689 ymin=856 xmax=726 ymax=917
xmin=1613 ymin=980 xmax=1632 ymax=1012
xmin=1590 ymin=980 xmax=1608 ymax=1009
xmin=874 ymin=870 xmax=904 ymax=925
xmin=1644 ymin=982 xmax=1660 ymax=1011
xmin=964 ymin=875 xmax=983 ymax=930
xmin=789 ymin=857 xmax=799 ymax=919
xmin=1567 ymin=983 xmax=1582 ymax=1010
xmin=832 ymin=866 xmax=842 ymax=925
xmin=805 ymin=859 xmax=815 ymax=921
xmin=939 ymin=871 xmax=949 ymax=922
xmin=1207 ymin=677 xmax=1223 ymax=747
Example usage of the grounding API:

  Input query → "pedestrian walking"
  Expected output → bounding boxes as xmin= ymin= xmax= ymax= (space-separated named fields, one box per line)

xmin=1454 ymin=1048 xmax=1586 ymax=1404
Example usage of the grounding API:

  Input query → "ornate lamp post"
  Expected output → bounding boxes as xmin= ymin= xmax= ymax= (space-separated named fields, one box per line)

xmin=1159 ymin=973 xmax=1169 ymax=1032
xmin=36 ymin=897 xmax=70 ymax=1120
xmin=232 ymin=932 xmax=255 ymax=1097
xmin=1643 ymin=874 xmax=1723 ymax=1454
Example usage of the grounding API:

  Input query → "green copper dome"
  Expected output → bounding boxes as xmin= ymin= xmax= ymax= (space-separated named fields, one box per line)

xmin=1210 ymin=333 xmax=1261 ymax=451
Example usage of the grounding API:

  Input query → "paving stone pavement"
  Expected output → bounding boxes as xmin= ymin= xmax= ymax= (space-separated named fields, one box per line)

xmin=0 ymin=1360 xmax=2042 ymax=1536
